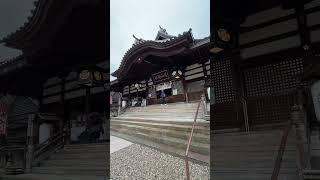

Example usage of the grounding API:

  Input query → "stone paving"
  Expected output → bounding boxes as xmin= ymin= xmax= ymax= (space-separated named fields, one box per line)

xmin=110 ymin=136 xmax=133 ymax=154
xmin=110 ymin=141 xmax=209 ymax=180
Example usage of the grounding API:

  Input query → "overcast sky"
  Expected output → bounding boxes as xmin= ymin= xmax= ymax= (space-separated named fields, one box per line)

xmin=110 ymin=0 xmax=210 ymax=80
xmin=0 ymin=0 xmax=36 ymax=59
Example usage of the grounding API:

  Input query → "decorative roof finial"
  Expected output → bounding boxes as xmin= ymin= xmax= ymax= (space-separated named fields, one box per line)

xmin=133 ymin=34 xmax=139 ymax=41
xmin=132 ymin=34 xmax=144 ymax=45
xmin=159 ymin=25 xmax=167 ymax=34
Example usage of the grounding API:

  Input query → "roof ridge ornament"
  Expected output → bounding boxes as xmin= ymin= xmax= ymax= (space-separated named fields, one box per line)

xmin=133 ymin=34 xmax=145 ymax=45
xmin=159 ymin=25 xmax=167 ymax=34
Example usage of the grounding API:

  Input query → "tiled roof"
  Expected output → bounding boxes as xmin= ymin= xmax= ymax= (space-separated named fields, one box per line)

xmin=112 ymin=29 xmax=194 ymax=77
xmin=0 ymin=0 xmax=46 ymax=44
xmin=0 ymin=54 xmax=24 ymax=68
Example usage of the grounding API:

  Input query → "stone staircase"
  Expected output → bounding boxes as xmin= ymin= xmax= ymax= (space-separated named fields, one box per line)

xmin=30 ymin=143 xmax=107 ymax=179
xmin=111 ymin=102 xmax=210 ymax=163
xmin=212 ymin=129 xmax=299 ymax=180
xmin=305 ymin=129 xmax=320 ymax=179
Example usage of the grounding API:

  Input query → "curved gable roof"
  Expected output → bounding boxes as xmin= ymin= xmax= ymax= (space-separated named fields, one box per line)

xmin=0 ymin=0 xmax=76 ymax=50
xmin=111 ymin=29 xmax=194 ymax=78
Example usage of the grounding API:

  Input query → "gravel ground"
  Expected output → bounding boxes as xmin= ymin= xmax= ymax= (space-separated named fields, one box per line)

xmin=110 ymin=144 xmax=209 ymax=180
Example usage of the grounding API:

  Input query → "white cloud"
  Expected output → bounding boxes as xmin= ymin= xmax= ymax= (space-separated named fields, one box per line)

xmin=110 ymin=0 xmax=210 ymax=80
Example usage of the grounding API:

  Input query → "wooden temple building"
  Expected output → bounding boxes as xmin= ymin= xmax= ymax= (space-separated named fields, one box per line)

xmin=211 ymin=0 xmax=320 ymax=179
xmin=0 ymin=0 xmax=107 ymax=178
xmin=110 ymin=27 xmax=211 ymax=106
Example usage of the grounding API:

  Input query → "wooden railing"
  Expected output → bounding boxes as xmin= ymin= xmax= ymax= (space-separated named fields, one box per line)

xmin=185 ymin=97 xmax=203 ymax=180
xmin=271 ymin=120 xmax=292 ymax=180
xmin=25 ymin=113 xmax=64 ymax=172
xmin=118 ymin=101 xmax=131 ymax=116
xmin=271 ymin=104 xmax=312 ymax=180
xmin=241 ymin=97 xmax=250 ymax=132
xmin=32 ymin=132 xmax=64 ymax=166
xmin=201 ymin=94 xmax=208 ymax=118
xmin=295 ymin=125 xmax=307 ymax=179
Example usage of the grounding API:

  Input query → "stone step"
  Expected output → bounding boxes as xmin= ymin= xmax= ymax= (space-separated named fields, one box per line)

xmin=111 ymin=123 xmax=209 ymax=144
xmin=120 ymin=113 xmax=199 ymax=118
xmin=213 ymin=129 xmax=284 ymax=136
xmin=57 ymin=147 xmax=106 ymax=153
xmin=111 ymin=120 xmax=209 ymax=135
xmin=126 ymin=108 xmax=200 ymax=111
xmin=40 ymin=159 xmax=106 ymax=167
xmin=112 ymin=118 xmax=209 ymax=126
xmin=125 ymin=106 xmax=203 ymax=113
xmin=126 ymin=107 xmax=200 ymax=111
xmin=213 ymin=161 xmax=297 ymax=168
xmin=38 ymin=163 xmax=107 ymax=169
xmin=212 ymin=129 xmax=297 ymax=179
xmin=49 ymin=153 xmax=105 ymax=160
xmin=213 ymin=140 xmax=296 ymax=147
xmin=130 ymin=103 xmax=198 ymax=107
xmin=212 ymin=167 xmax=296 ymax=173
xmin=304 ymin=169 xmax=320 ymax=180
xmin=32 ymin=166 xmax=106 ymax=176
xmin=62 ymin=145 xmax=107 ymax=151
xmin=113 ymin=116 xmax=206 ymax=122
xmin=213 ymin=145 xmax=297 ymax=151
xmin=211 ymin=173 xmax=298 ymax=180
xmin=111 ymin=128 xmax=209 ymax=155
xmin=111 ymin=131 xmax=209 ymax=164
xmin=64 ymin=143 xmax=107 ymax=149
xmin=0 ymin=174 xmax=106 ymax=180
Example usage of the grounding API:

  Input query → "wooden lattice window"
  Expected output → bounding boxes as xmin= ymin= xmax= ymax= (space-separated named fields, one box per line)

xmin=210 ymin=57 xmax=236 ymax=103
xmin=244 ymin=58 xmax=303 ymax=97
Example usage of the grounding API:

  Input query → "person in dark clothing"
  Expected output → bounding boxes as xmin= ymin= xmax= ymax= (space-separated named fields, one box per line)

xmin=160 ymin=89 xmax=167 ymax=105
xmin=78 ymin=112 xmax=103 ymax=143
xmin=88 ymin=112 xmax=103 ymax=143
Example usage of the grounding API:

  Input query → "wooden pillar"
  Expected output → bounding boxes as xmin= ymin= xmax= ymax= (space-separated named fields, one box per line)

xmin=232 ymin=53 xmax=246 ymax=129
xmin=145 ymin=79 xmax=149 ymax=106
xmin=60 ymin=77 xmax=66 ymax=135
xmin=296 ymin=4 xmax=310 ymax=50
xmin=182 ymin=70 xmax=189 ymax=103
xmin=36 ymin=80 xmax=45 ymax=145
xmin=117 ymin=93 xmax=122 ymax=115
xmin=59 ymin=75 xmax=70 ymax=144
xmin=26 ymin=114 xmax=36 ymax=173
xmin=202 ymin=62 xmax=208 ymax=98
xmin=85 ymin=87 xmax=91 ymax=124
xmin=38 ymin=83 xmax=44 ymax=112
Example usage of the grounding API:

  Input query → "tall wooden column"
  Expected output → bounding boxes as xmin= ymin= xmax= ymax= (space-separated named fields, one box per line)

xmin=232 ymin=53 xmax=246 ymax=128
xmin=26 ymin=114 xmax=36 ymax=173
xmin=145 ymin=79 xmax=149 ymax=106
xmin=85 ymin=87 xmax=91 ymax=124
xmin=202 ymin=62 xmax=208 ymax=98
xmin=60 ymin=77 xmax=66 ymax=135
xmin=36 ymin=79 xmax=45 ymax=145
xmin=182 ymin=70 xmax=189 ymax=103
xmin=117 ymin=93 xmax=122 ymax=115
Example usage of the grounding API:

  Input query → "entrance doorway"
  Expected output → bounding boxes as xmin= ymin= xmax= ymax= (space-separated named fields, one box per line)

xmin=156 ymin=88 xmax=172 ymax=98
xmin=155 ymin=81 xmax=172 ymax=100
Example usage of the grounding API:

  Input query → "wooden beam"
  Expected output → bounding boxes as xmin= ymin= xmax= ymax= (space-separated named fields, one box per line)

xmin=296 ymin=4 xmax=311 ymax=48
xmin=239 ymin=30 xmax=299 ymax=49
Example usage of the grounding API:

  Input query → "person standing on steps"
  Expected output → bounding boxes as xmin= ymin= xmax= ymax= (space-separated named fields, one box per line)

xmin=160 ymin=89 xmax=167 ymax=106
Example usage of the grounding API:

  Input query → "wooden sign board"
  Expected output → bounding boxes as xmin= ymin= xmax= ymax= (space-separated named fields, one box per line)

xmin=78 ymin=69 xmax=104 ymax=87
xmin=152 ymin=70 xmax=170 ymax=84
